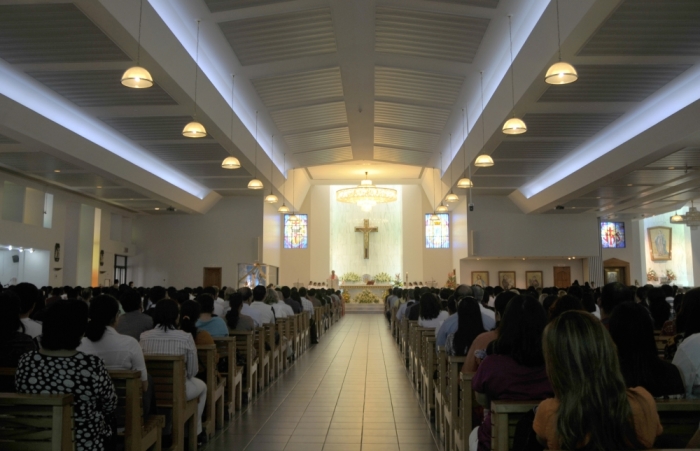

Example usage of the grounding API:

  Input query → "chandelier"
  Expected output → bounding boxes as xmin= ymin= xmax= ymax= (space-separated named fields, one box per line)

xmin=336 ymin=172 xmax=397 ymax=211
xmin=670 ymin=201 xmax=700 ymax=229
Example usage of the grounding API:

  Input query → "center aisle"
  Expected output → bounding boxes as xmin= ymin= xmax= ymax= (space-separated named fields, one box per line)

xmin=206 ymin=314 xmax=439 ymax=451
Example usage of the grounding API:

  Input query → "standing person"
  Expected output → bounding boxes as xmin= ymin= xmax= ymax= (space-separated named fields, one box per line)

xmin=140 ymin=299 xmax=207 ymax=442
xmin=16 ymin=299 xmax=118 ymax=451
xmin=534 ymin=311 xmax=662 ymax=450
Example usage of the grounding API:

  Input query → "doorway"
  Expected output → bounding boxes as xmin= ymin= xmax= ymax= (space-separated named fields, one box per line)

xmin=553 ymin=266 xmax=571 ymax=288
xmin=203 ymin=267 xmax=222 ymax=288
xmin=114 ymin=255 xmax=128 ymax=286
xmin=603 ymin=258 xmax=631 ymax=285
xmin=605 ymin=267 xmax=626 ymax=284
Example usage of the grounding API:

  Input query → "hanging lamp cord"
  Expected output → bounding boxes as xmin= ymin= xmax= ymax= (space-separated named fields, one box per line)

xmin=193 ymin=20 xmax=201 ymax=117
xmin=556 ymin=0 xmax=562 ymax=62
xmin=229 ymin=75 xmax=235 ymax=141
xmin=137 ymin=0 xmax=143 ymax=64
xmin=254 ymin=111 xmax=258 ymax=178
xmin=508 ymin=15 xmax=516 ymax=117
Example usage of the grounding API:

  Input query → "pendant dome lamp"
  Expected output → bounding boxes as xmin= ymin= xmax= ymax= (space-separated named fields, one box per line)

xmin=264 ymin=135 xmax=279 ymax=203
xmin=502 ymin=16 xmax=527 ymax=135
xmin=477 ymin=71 xmax=495 ymax=167
xmin=247 ymin=111 xmax=264 ymax=189
xmin=182 ymin=20 xmax=207 ymax=138
xmin=545 ymin=0 xmax=578 ymax=85
xmin=457 ymin=108 xmax=474 ymax=189
xmin=121 ymin=0 xmax=153 ymax=88
xmin=278 ymin=153 xmax=290 ymax=213
xmin=430 ymin=167 xmax=442 ymax=225
xmin=222 ymin=74 xmax=241 ymax=169
xmin=436 ymin=152 xmax=449 ymax=212
xmin=445 ymin=134 xmax=459 ymax=203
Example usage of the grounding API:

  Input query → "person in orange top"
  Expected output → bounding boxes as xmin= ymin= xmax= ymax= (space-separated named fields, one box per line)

xmin=534 ymin=311 xmax=662 ymax=450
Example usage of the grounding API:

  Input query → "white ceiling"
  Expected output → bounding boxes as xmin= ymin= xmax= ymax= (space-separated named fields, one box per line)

xmin=0 ymin=0 xmax=698 ymax=218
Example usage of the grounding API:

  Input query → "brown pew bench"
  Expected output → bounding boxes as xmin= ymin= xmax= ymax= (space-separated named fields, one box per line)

xmin=0 ymin=393 xmax=74 ymax=451
xmin=196 ymin=345 xmax=226 ymax=441
xmin=228 ymin=330 xmax=259 ymax=402
xmin=110 ymin=370 xmax=165 ymax=451
xmin=213 ymin=337 xmax=243 ymax=413
xmin=144 ymin=355 xmax=198 ymax=451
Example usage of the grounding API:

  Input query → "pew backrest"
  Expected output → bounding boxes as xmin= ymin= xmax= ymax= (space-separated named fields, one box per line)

xmin=0 ymin=393 xmax=74 ymax=451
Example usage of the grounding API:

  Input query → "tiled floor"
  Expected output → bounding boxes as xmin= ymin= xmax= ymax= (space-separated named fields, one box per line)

xmin=205 ymin=314 xmax=438 ymax=451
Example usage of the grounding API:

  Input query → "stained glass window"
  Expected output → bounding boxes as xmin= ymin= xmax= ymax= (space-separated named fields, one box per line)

xmin=284 ymin=214 xmax=308 ymax=249
xmin=425 ymin=213 xmax=449 ymax=249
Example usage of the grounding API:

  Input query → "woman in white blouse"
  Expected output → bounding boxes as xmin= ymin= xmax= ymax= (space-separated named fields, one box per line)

xmin=418 ymin=293 xmax=449 ymax=329
xmin=77 ymin=295 xmax=153 ymax=416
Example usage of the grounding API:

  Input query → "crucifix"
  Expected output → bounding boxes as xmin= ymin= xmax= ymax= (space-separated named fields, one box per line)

xmin=355 ymin=219 xmax=378 ymax=259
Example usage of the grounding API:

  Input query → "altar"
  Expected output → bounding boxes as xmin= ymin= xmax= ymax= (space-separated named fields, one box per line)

xmin=341 ymin=284 xmax=394 ymax=303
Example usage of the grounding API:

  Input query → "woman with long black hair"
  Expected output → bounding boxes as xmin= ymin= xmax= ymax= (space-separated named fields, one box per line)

xmin=446 ymin=297 xmax=484 ymax=356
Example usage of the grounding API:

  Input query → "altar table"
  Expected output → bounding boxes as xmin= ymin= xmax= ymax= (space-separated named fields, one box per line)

xmin=341 ymin=284 xmax=393 ymax=303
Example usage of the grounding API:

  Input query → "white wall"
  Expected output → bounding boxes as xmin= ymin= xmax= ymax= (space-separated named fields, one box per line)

xmin=402 ymin=185 xmax=424 ymax=284
xmin=467 ymin=195 xmax=599 ymax=258
xmin=311 ymin=186 xmax=331 ymax=283
xmin=131 ymin=196 xmax=263 ymax=288
xmin=460 ymin=257 xmax=585 ymax=289
xmin=262 ymin=201 xmax=281 ymax=268
xmin=422 ymin=190 xmax=453 ymax=285
xmin=451 ymin=195 xmax=469 ymax=284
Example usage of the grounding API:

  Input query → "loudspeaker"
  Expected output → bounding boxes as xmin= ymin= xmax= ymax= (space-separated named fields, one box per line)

xmin=12 ymin=255 xmax=19 ymax=263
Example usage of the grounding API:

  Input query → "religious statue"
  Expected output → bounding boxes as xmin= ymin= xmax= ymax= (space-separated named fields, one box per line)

xmin=355 ymin=219 xmax=378 ymax=259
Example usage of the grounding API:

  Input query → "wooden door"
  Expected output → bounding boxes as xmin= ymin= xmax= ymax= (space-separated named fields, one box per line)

xmin=203 ymin=267 xmax=222 ymax=288
xmin=553 ymin=266 xmax=571 ymax=288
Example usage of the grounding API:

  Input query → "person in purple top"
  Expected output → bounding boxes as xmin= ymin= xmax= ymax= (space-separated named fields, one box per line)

xmin=470 ymin=295 xmax=553 ymax=451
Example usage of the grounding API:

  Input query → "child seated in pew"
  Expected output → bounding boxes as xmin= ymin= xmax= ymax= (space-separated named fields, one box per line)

xmin=140 ymin=299 xmax=207 ymax=444
xmin=195 ymin=294 xmax=229 ymax=338
xmin=180 ymin=300 xmax=220 ymax=377
xmin=470 ymin=295 xmax=552 ymax=451
xmin=77 ymin=294 xmax=155 ymax=417
xmin=16 ymin=299 xmax=118 ymax=451
xmin=534 ymin=311 xmax=662 ymax=450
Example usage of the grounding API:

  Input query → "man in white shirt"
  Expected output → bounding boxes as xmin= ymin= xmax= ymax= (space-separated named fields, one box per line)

xmin=13 ymin=283 xmax=43 ymax=339
xmin=238 ymin=287 xmax=263 ymax=327
xmin=299 ymin=287 xmax=314 ymax=313
xmin=249 ymin=286 xmax=275 ymax=324
xmin=274 ymin=291 xmax=295 ymax=318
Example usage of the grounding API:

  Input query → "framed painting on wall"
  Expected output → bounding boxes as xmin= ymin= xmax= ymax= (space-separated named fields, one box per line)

xmin=648 ymin=226 xmax=672 ymax=261
xmin=525 ymin=271 xmax=543 ymax=289
xmin=471 ymin=271 xmax=489 ymax=287
xmin=498 ymin=271 xmax=516 ymax=290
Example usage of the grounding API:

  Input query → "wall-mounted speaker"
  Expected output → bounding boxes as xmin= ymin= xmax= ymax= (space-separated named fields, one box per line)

xmin=12 ymin=255 xmax=19 ymax=263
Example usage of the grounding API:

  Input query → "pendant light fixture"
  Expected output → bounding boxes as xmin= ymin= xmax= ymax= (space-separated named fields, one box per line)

xmin=278 ymin=153 xmax=290 ymax=213
xmin=502 ymin=16 xmax=527 ymax=135
xmin=476 ymin=72 xmax=495 ymax=167
xmin=264 ymin=135 xmax=279 ymax=203
xmin=545 ymin=0 xmax=578 ymax=85
xmin=457 ymin=108 xmax=474 ymax=189
xmin=247 ymin=111 xmax=264 ymax=189
xmin=121 ymin=0 xmax=154 ymax=88
xmin=182 ymin=20 xmax=207 ymax=138
xmin=222 ymin=74 xmax=241 ymax=169
xmin=430 ymin=167 xmax=442 ymax=225
xmin=445 ymin=134 xmax=459 ymax=202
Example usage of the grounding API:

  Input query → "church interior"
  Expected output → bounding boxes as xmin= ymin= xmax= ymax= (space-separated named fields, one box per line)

xmin=2 ymin=0 xmax=700 ymax=450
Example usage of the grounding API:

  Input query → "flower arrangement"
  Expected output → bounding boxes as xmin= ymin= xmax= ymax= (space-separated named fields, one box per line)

xmin=341 ymin=272 xmax=361 ymax=283
xmin=666 ymin=269 xmax=677 ymax=282
xmin=355 ymin=289 xmax=380 ymax=304
xmin=374 ymin=272 xmax=392 ymax=283
xmin=646 ymin=269 xmax=658 ymax=282
xmin=446 ymin=271 xmax=457 ymax=289
xmin=393 ymin=273 xmax=403 ymax=287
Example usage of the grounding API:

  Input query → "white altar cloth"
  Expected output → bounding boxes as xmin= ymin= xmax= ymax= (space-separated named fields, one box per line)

xmin=341 ymin=284 xmax=393 ymax=303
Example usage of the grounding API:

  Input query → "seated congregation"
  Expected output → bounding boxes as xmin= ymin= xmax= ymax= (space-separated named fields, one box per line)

xmin=387 ymin=281 xmax=700 ymax=451
xmin=0 ymin=282 xmax=342 ymax=451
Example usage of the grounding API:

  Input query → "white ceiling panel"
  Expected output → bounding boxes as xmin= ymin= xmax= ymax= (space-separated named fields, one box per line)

xmin=0 ymin=152 xmax=83 ymax=173
xmin=374 ymin=127 xmax=439 ymax=152
xmin=517 ymin=113 xmax=623 ymax=138
xmin=271 ymin=102 xmax=348 ymax=134
xmin=252 ymin=67 xmax=344 ymax=110
xmin=293 ymin=147 xmax=354 ymax=167
xmin=204 ymin=0 xmax=295 ymax=13
xmin=646 ymin=147 xmax=700 ymax=169
xmin=374 ymin=101 xmax=450 ymax=133
xmin=101 ymin=116 xmax=210 ymax=141
xmin=375 ymin=66 xmax=464 ymax=107
xmin=610 ymin=169 xmax=690 ymax=186
xmin=285 ymin=127 xmax=351 ymax=153
xmin=471 ymin=175 xmax=529 ymax=188
xmin=490 ymin=141 xmax=580 ymax=160
xmin=373 ymin=146 xmax=433 ymax=166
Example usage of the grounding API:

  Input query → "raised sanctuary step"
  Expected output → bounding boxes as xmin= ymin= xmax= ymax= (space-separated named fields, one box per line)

xmin=345 ymin=303 xmax=384 ymax=314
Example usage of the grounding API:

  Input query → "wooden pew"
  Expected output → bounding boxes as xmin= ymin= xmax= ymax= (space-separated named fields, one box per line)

xmin=212 ymin=337 xmax=243 ymax=413
xmin=454 ymin=372 xmax=475 ymax=451
xmin=228 ymin=330 xmax=258 ymax=402
xmin=0 ymin=367 xmax=15 ymax=392
xmin=490 ymin=399 xmax=700 ymax=451
xmin=196 ymin=345 xmax=226 ymax=441
xmin=276 ymin=317 xmax=289 ymax=370
xmin=443 ymin=355 xmax=466 ymax=451
xmin=264 ymin=323 xmax=280 ymax=379
xmin=110 ymin=370 xmax=165 ymax=451
xmin=144 ymin=355 xmax=198 ymax=451
xmin=254 ymin=327 xmax=270 ymax=389
xmin=434 ymin=347 xmax=447 ymax=444
xmin=421 ymin=333 xmax=437 ymax=417
xmin=289 ymin=314 xmax=300 ymax=359
xmin=0 ymin=393 xmax=74 ymax=451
